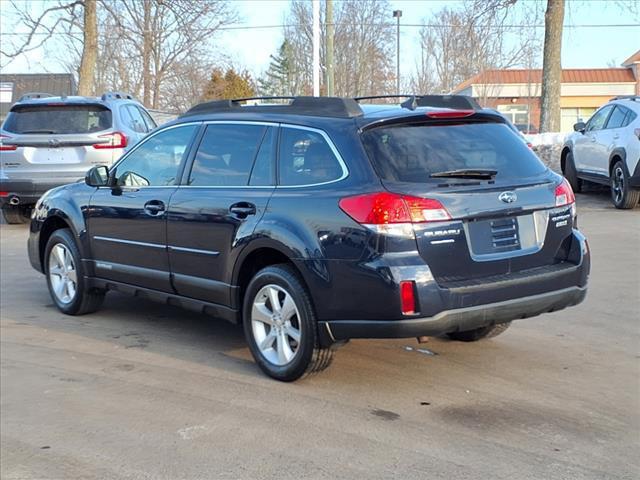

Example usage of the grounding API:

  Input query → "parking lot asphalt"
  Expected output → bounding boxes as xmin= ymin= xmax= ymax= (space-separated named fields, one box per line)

xmin=1 ymin=190 xmax=639 ymax=480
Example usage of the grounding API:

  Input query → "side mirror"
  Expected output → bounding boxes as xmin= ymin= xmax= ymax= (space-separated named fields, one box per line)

xmin=573 ymin=122 xmax=586 ymax=133
xmin=85 ymin=165 xmax=111 ymax=187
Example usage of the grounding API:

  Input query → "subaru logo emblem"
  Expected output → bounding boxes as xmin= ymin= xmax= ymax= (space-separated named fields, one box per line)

xmin=48 ymin=139 xmax=60 ymax=148
xmin=499 ymin=191 xmax=517 ymax=203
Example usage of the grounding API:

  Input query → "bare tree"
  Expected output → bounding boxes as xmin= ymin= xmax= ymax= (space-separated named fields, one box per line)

xmin=413 ymin=0 xmax=541 ymax=98
xmin=100 ymin=0 xmax=237 ymax=109
xmin=77 ymin=0 xmax=97 ymax=95
xmin=539 ymin=0 xmax=565 ymax=133
xmin=279 ymin=0 xmax=394 ymax=97
xmin=1 ymin=0 xmax=97 ymax=92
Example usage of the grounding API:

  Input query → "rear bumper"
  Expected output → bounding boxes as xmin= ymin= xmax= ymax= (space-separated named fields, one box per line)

xmin=320 ymin=286 xmax=586 ymax=342
xmin=0 ymin=177 xmax=81 ymax=206
xmin=316 ymin=229 xmax=590 ymax=345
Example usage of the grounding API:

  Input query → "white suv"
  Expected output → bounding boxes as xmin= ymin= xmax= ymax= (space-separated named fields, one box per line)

xmin=561 ymin=96 xmax=640 ymax=209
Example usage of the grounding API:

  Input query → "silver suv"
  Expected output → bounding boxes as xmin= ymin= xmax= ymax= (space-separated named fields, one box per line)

xmin=0 ymin=92 xmax=157 ymax=223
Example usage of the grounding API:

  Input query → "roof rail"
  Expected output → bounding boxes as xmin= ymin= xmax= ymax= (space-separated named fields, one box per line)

xmin=182 ymin=96 xmax=364 ymax=119
xmin=101 ymin=91 xmax=134 ymax=101
xmin=611 ymin=95 xmax=639 ymax=102
xmin=354 ymin=94 xmax=481 ymax=111
xmin=18 ymin=92 xmax=54 ymax=102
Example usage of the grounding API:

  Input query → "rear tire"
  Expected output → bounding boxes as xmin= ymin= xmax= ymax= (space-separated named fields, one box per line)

xmin=243 ymin=264 xmax=335 ymax=381
xmin=1 ymin=205 xmax=31 ymax=224
xmin=610 ymin=160 xmax=639 ymax=209
xmin=447 ymin=322 xmax=511 ymax=342
xmin=564 ymin=151 xmax=582 ymax=193
xmin=44 ymin=228 xmax=105 ymax=315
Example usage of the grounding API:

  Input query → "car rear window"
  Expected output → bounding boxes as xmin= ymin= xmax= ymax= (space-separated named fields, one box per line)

xmin=3 ymin=104 xmax=112 ymax=134
xmin=361 ymin=121 xmax=547 ymax=183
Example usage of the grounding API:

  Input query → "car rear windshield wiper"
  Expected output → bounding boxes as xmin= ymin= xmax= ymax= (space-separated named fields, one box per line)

xmin=430 ymin=169 xmax=498 ymax=179
xmin=19 ymin=129 xmax=58 ymax=134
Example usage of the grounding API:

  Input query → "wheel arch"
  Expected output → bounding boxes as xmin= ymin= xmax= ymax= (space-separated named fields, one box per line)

xmin=560 ymin=146 xmax=572 ymax=173
xmin=609 ymin=149 xmax=628 ymax=176
xmin=38 ymin=214 xmax=76 ymax=270
xmin=233 ymin=242 xmax=312 ymax=314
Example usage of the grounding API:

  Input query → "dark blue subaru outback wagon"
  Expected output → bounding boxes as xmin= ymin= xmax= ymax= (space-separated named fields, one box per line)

xmin=28 ymin=95 xmax=590 ymax=381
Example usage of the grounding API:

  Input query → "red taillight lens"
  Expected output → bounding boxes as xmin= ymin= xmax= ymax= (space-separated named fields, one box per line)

xmin=0 ymin=191 xmax=8 ymax=197
xmin=555 ymin=178 xmax=576 ymax=207
xmin=0 ymin=134 xmax=17 ymax=151
xmin=339 ymin=192 xmax=451 ymax=224
xmin=425 ymin=109 xmax=475 ymax=119
xmin=400 ymin=280 xmax=417 ymax=315
xmin=93 ymin=131 xmax=127 ymax=149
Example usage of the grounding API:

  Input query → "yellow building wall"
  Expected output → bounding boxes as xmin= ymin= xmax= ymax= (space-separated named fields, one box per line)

xmin=560 ymin=96 xmax=612 ymax=108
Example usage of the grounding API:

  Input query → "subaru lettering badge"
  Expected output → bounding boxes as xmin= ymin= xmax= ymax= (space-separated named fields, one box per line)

xmin=498 ymin=191 xmax=517 ymax=203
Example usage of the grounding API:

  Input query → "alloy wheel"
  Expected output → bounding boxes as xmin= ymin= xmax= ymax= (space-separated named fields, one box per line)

xmin=251 ymin=284 xmax=302 ymax=366
xmin=48 ymin=243 xmax=77 ymax=304
xmin=612 ymin=166 xmax=625 ymax=205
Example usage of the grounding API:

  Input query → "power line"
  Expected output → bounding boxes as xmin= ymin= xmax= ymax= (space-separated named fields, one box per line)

xmin=1 ymin=22 xmax=638 ymax=36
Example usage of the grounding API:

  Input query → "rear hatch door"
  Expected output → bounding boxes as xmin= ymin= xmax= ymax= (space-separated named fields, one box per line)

xmin=361 ymin=116 xmax=574 ymax=284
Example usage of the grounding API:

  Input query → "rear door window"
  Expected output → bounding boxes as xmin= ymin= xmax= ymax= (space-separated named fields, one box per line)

xmin=137 ymin=106 xmax=157 ymax=131
xmin=123 ymin=105 xmax=147 ymax=133
xmin=3 ymin=104 xmax=112 ymax=134
xmin=361 ymin=121 xmax=547 ymax=183
xmin=188 ymin=124 xmax=267 ymax=187
xmin=278 ymin=128 xmax=344 ymax=186
xmin=605 ymin=106 xmax=628 ymax=130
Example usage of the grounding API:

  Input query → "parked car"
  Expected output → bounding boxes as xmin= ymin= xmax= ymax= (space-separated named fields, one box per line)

xmin=561 ymin=96 xmax=640 ymax=209
xmin=0 ymin=92 xmax=156 ymax=223
xmin=27 ymin=95 xmax=590 ymax=381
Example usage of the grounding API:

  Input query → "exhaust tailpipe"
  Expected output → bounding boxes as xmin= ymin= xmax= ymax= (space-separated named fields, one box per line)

xmin=9 ymin=195 xmax=20 ymax=206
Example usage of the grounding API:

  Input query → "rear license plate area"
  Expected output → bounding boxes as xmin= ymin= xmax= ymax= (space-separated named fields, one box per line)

xmin=467 ymin=216 xmax=522 ymax=255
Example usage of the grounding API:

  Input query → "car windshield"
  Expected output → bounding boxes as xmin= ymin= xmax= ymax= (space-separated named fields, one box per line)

xmin=3 ymin=104 xmax=112 ymax=134
xmin=361 ymin=121 xmax=547 ymax=183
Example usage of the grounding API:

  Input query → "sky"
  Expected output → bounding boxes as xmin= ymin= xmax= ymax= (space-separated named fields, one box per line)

xmin=1 ymin=0 xmax=639 ymax=79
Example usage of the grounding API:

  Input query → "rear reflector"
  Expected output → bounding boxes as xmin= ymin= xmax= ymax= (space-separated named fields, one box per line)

xmin=400 ymin=281 xmax=417 ymax=315
xmin=93 ymin=131 xmax=127 ymax=149
xmin=425 ymin=109 xmax=475 ymax=119
xmin=339 ymin=192 xmax=451 ymax=224
xmin=0 ymin=192 xmax=8 ymax=197
xmin=0 ymin=134 xmax=17 ymax=151
xmin=555 ymin=178 xmax=576 ymax=207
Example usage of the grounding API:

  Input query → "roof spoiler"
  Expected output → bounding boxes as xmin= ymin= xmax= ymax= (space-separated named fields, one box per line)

xmin=354 ymin=94 xmax=482 ymax=111
xmin=182 ymin=96 xmax=364 ymax=119
xmin=18 ymin=92 xmax=55 ymax=102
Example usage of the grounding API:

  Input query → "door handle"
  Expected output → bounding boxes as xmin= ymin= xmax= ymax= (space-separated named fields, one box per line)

xmin=229 ymin=202 xmax=257 ymax=218
xmin=144 ymin=200 xmax=165 ymax=216
xmin=613 ymin=134 xmax=620 ymax=140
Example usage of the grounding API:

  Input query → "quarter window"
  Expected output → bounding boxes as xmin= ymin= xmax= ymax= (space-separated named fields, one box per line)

xmin=278 ymin=128 xmax=343 ymax=186
xmin=188 ymin=124 xmax=267 ymax=186
xmin=113 ymin=125 xmax=197 ymax=187
xmin=123 ymin=105 xmax=147 ymax=133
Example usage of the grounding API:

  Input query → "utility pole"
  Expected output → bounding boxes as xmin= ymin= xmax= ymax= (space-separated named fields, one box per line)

xmin=326 ymin=0 xmax=335 ymax=97
xmin=312 ymin=0 xmax=320 ymax=97
xmin=393 ymin=10 xmax=402 ymax=95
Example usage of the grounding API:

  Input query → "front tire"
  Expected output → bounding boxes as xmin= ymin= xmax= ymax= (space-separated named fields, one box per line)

xmin=447 ymin=322 xmax=511 ymax=342
xmin=564 ymin=151 xmax=583 ymax=193
xmin=243 ymin=264 xmax=334 ymax=381
xmin=1 ymin=205 xmax=31 ymax=224
xmin=45 ymin=228 xmax=105 ymax=315
xmin=610 ymin=160 xmax=639 ymax=209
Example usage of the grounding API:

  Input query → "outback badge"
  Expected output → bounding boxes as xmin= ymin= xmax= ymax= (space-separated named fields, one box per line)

xmin=498 ymin=191 xmax=517 ymax=204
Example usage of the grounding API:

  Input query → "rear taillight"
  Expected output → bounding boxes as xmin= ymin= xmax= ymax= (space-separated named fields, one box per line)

xmin=555 ymin=178 xmax=576 ymax=207
xmin=93 ymin=131 xmax=127 ymax=149
xmin=425 ymin=109 xmax=475 ymax=119
xmin=0 ymin=192 xmax=8 ymax=197
xmin=0 ymin=134 xmax=17 ymax=151
xmin=400 ymin=280 xmax=417 ymax=315
xmin=338 ymin=192 xmax=451 ymax=225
